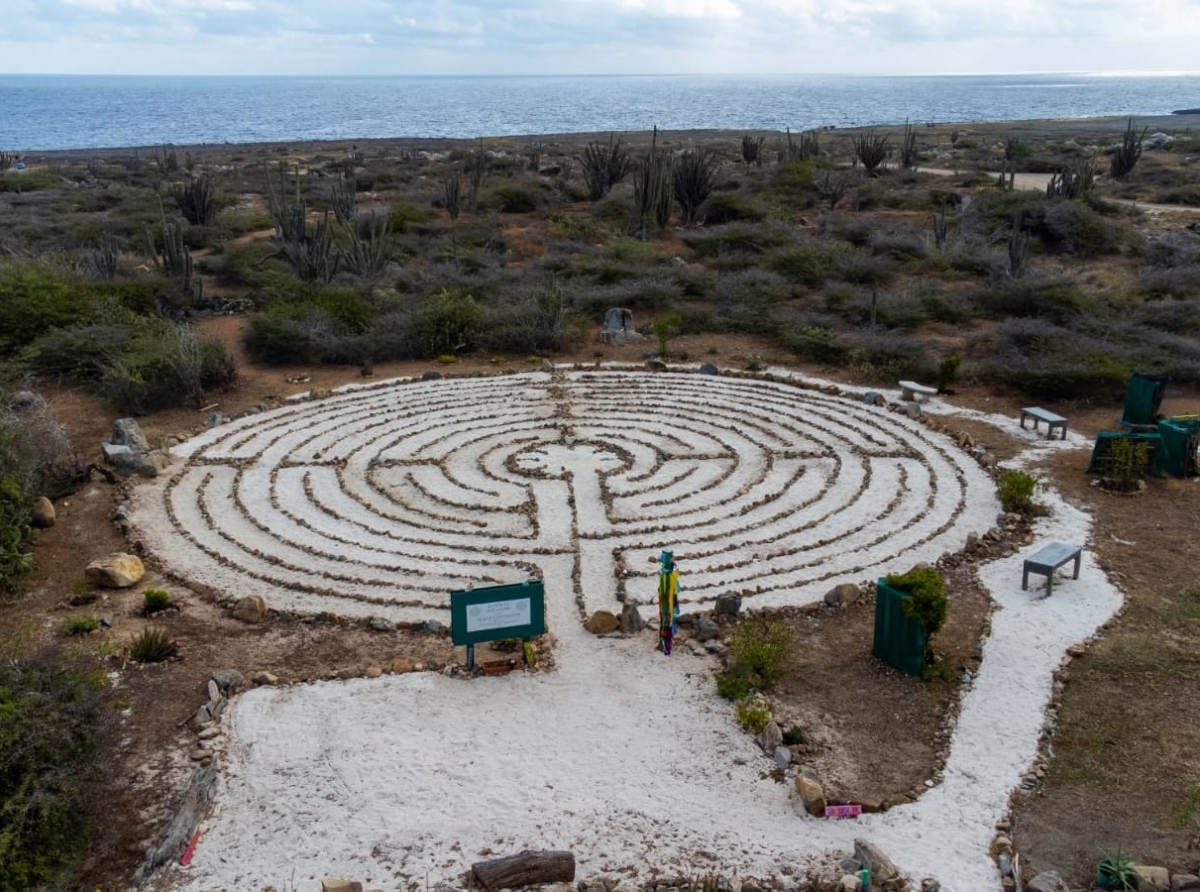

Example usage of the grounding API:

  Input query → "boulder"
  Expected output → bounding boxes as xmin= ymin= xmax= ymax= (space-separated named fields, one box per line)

xmin=231 ymin=595 xmax=267 ymax=624
xmin=699 ymin=364 xmax=719 ymax=376
xmin=584 ymin=610 xmax=620 ymax=634
xmin=757 ymin=720 xmax=783 ymax=752
xmin=369 ymin=616 xmax=396 ymax=632
xmin=1171 ymin=874 xmax=1200 ymax=891
xmin=714 ymin=592 xmax=742 ymax=617
xmin=824 ymin=582 xmax=861 ymax=607
xmin=1132 ymin=866 xmax=1170 ymax=891
xmin=321 ymin=881 xmax=363 ymax=892
xmin=619 ymin=603 xmax=645 ymax=634
xmin=391 ymin=658 xmax=414 ymax=674
xmin=31 ymin=496 xmax=56 ymax=528
xmin=250 ymin=671 xmax=279 ymax=686
xmin=853 ymin=839 xmax=897 ymax=882
xmin=694 ymin=615 xmax=720 ymax=641
xmin=795 ymin=775 xmax=826 ymax=817
xmin=102 ymin=442 xmax=169 ymax=478
xmin=211 ymin=669 xmax=244 ymax=695
xmin=1025 ymin=872 xmax=1067 ymax=892
xmin=85 ymin=553 xmax=145 ymax=588
xmin=111 ymin=417 xmax=151 ymax=451
xmin=773 ymin=745 xmax=792 ymax=768
xmin=424 ymin=618 xmax=448 ymax=635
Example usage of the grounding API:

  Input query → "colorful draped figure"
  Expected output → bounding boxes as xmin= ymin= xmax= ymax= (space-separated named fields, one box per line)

xmin=657 ymin=549 xmax=680 ymax=655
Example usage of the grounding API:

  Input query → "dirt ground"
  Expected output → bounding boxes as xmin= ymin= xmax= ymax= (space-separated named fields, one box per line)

xmin=9 ymin=317 xmax=1200 ymax=891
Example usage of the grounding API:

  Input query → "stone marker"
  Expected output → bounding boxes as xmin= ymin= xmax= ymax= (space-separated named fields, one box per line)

xmin=85 ymin=553 xmax=145 ymax=588
xmin=714 ymin=592 xmax=742 ymax=617
xmin=584 ymin=610 xmax=620 ymax=634
xmin=619 ymin=602 xmax=645 ymax=634
xmin=231 ymin=595 xmax=267 ymax=624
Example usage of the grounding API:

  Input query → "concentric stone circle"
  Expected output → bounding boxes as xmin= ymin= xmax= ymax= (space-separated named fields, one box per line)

xmin=131 ymin=369 xmax=998 ymax=622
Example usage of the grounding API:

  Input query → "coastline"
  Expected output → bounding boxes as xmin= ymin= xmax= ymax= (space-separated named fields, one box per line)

xmin=10 ymin=113 xmax=1199 ymax=160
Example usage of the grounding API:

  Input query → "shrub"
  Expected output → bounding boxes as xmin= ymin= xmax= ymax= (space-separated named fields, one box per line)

xmin=998 ymin=469 xmax=1040 ymax=515
xmin=0 ymin=643 xmax=117 ymax=891
xmin=782 ymin=324 xmax=851 ymax=365
xmin=781 ymin=725 xmax=806 ymax=745
xmin=143 ymin=589 xmax=171 ymax=614
xmin=168 ymin=176 xmax=222 ymax=225
xmin=716 ymin=663 xmax=757 ymax=701
xmin=129 ymin=627 xmax=178 ymax=663
xmin=64 ymin=614 xmax=99 ymax=635
xmin=770 ymin=245 xmax=832 ymax=288
xmin=479 ymin=286 xmax=568 ymax=355
xmin=719 ymin=614 xmax=794 ymax=697
xmin=410 ymin=288 xmax=485 ymax=358
xmin=684 ymin=222 xmax=793 ymax=258
xmin=936 ymin=354 xmax=961 ymax=391
xmin=480 ymin=181 xmax=542 ymax=214
xmin=701 ymin=193 xmax=765 ymax=225
xmin=0 ymin=474 xmax=33 ymax=594
xmin=886 ymin=566 xmax=948 ymax=640
xmin=734 ymin=696 xmax=772 ymax=735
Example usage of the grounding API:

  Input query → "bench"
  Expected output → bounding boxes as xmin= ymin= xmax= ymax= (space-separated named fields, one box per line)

xmin=1022 ymin=542 xmax=1082 ymax=597
xmin=1020 ymin=406 xmax=1068 ymax=440
xmin=898 ymin=380 xmax=937 ymax=402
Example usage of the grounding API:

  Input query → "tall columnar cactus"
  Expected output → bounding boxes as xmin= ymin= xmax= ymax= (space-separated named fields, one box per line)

xmin=579 ymin=135 xmax=632 ymax=201
xmin=329 ymin=173 xmax=357 ymax=226
xmin=633 ymin=127 xmax=674 ymax=240
xmin=741 ymin=134 xmax=765 ymax=167
xmin=169 ymin=176 xmax=221 ymax=225
xmin=89 ymin=228 xmax=120 ymax=281
xmin=1110 ymin=118 xmax=1149 ymax=179
xmin=899 ymin=119 xmax=919 ymax=170
xmin=672 ymin=148 xmax=719 ymax=227
xmin=1046 ymin=156 xmax=1096 ymax=199
xmin=145 ymin=214 xmax=200 ymax=298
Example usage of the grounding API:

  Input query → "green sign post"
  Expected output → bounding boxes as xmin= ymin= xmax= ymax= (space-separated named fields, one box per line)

xmin=450 ymin=580 xmax=546 ymax=671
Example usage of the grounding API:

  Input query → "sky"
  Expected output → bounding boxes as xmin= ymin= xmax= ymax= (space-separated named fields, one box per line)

xmin=1 ymin=0 xmax=1199 ymax=77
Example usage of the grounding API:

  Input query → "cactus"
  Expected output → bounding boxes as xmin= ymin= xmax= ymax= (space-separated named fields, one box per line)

xmin=1008 ymin=215 xmax=1030 ymax=278
xmin=778 ymin=127 xmax=819 ymax=163
xmin=1110 ymin=117 xmax=1149 ymax=179
xmin=899 ymin=119 xmax=919 ymax=170
xmin=465 ymin=140 xmax=488 ymax=215
xmin=1046 ymin=156 xmax=1096 ymax=199
xmin=329 ymin=172 xmax=356 ymax=226
xmin=169 ymin=176 xmax=221 ymax=225
xmin=579 ymin=135 xmax=632 ymax=201
xmin=154 ymin=143 xmax=179 ymax=174
xmin=0 ymin=152 xmax=14 ymax=172
xmin=633 ymin=127 xmax=674 ymax=240
xmin=816 ymin=171 xmax=850 ymax=210
xmin=672 ymin=147 xmax=719 ymax=227
xmin=740 ymin=134 xmax=765 ymax=167
xmin=995 ymin=163 xmax=1015 ymax=191
xmin=931 ymin=202 xmax=949 ymax=251
xmin=340 ymin=212 xmax=392 ymax=279
xmin=145 ymin=212 xmax=199 ymax=297
xmin=89 ymin=228 xmax=120 ymax=281
xmin=443 ymin=170 xmax=462 ymax=222
xmin=852 ymin=130 xmax=890 ymax=176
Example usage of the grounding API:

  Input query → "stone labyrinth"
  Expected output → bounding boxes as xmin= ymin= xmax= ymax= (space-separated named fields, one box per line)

xmin=133 ymin=369 xmax=998 ymax=623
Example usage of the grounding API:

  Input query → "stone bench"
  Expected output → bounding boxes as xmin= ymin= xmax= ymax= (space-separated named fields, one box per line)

xmin=1020 ymin=406 xmax=1068 ymax=440
xmin=898 ymin=380 xmax=937 ymax=402
xmin=1022 ymin=542 xmax=1082 ymax=597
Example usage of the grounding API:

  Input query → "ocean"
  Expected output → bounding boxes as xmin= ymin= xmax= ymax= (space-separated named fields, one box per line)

xmin=2 ymin=72 xmax=1198 ymax=152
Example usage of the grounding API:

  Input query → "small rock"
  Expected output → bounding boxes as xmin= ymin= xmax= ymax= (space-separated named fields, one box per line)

xmin=31 ymin=496 xmax=56 ymax=528
xmin=189 ymin=748 xmax=213 ymax=762
xmin=773 ymin=745 xmax=792 ymax=768
xmin=391 ymin=658 xmax=414 ymax=674
xmin=795 ymin=775 xmax=826 ymax=817
xmin=1025 ymin=872 xmax=1067 ymax=892
xmin=839 ymin=858 xmax=863 ymax=874
xmin=990 ymin=835 xmax=1013 ymax=857
xmin=424 ymin=619 xmax=448 ymax=635
xmin=1001 ymin=877 xmax=1016 ymax=892
xmin=905 ymin=402 xmax=922 ymax=419
xmin=198 ymin=726 xmax=220 ymax=741
xmin=1171 ymin=874 xmax=1200 ymax=891
xmin=584 ymin=610 xmax=620 ymax=634
xmin=8 ymin=390 xmax=43 ymax=412
xmin=619 ymin=602 xmax=645 ymax=634
xmin=699 ymin=363 xmax=719 ymax=375
xmin=758 ymin=720 xmax=782 ymax=752
xmin=421 ymin=371 xmax=443 ymax=381
xmin=694 ymin=615 xmax=720 ymax=641
xmin=714 ymin=592 xmax=742 ymax=617
xmin=85 ymin=553 xmax=145 ymax=588
xmin=854 ymin=839 xmax=897 ymax=882
xmin=111 ymin=417 xmax=151 ymax=451
xmin=211 ymin=669 xmax=244 ymax=694
xmin=231 ymin=595 xmax=267 ymax=624
xmin=364 ymin=666 xmax=383 ymax=679
xmin=321 ymin=881 xmax=363 ymax=892
xmin=250 ymin=671 xmax=279 ymax=686
xmin=369 ymin=616 xmax=396 ymax=632
xmin=645 ymin=358 xmax=667 ymax=371
xmin=838 ymin=876 xmax=862 ymax=892
xmin=824 ymin=582 xmax=861 ymax=607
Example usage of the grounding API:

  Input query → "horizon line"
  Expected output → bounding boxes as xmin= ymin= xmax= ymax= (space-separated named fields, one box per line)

xmin=3 ymin=68 xmax=1200 ymax=79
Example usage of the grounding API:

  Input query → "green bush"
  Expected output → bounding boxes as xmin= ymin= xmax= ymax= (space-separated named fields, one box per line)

xmin=885 ymin=566 xmax=948 ymax=639
xmin=701 ymin=193 xmax=765 ymax=225
xmin=0 ymin=475 xmax=33 ymax=594
xmin=480 ymin=181 xmax=542 ymax=214
xmin=998 ymin=469 xmax=1040 ymax=515
xmin=129 ymin=627 xmax=178 ymax=663
xmin=683 ymin=223 xmax=793 ymax=258
xmin=715 ymin=614 xmax=794 ymax=700
xmin=0 ymin=170 xmax=64 ymax=193
xmin=715 ymin=663 xmax=757 ymax=701
xmin=734 ymin=696 xmax=772 ymax=734
xmin=64 ymin=615 xmax=98 ymax=636
xmin=770 ymin=246 xmax=832 ymax=288
xmin=782 ymin=325 xmax=850 ymax=365
xmin=0 ymin=644 xmax=115 ymax=891
xmin=143 ymin=589 xmax=171 ymax=614
xmin=782 ymin=724 xmax=807 ymax=745
xmin=410 ymin=289 xmax=485 ymax=358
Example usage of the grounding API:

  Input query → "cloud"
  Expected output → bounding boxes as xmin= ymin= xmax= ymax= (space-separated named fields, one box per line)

xmin=1 ymin=0 xmax=1198 ymax=73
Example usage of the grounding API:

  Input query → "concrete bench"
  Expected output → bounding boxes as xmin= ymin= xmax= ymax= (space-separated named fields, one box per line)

xmin=898 ymin=380 xmax=937 ymax=402
xmin=1022 ymin=542 xmax=1082 ymax=597
xmin=1020 ymin=406 xmax=1068 ymax=440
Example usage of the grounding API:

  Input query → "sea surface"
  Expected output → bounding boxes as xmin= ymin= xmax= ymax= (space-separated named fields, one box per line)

xmin=2 ymin=72 xmax=1199 ymax=152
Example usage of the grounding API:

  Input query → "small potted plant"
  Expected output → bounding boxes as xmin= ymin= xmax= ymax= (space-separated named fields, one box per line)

xmin=1096 ymin=850 xmax=1140 ymax=890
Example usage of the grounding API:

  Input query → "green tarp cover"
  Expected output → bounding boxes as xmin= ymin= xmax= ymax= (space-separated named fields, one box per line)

xmin=1154 ymin=418 xmax=1200 ymax=478
xmin=1087 ymin=431 xmax=1161 ymax=474
xmin=1119 ymin=373 xmax=1168 ymax=427
xmin=872 ymin=580 xmax=927 ymax=676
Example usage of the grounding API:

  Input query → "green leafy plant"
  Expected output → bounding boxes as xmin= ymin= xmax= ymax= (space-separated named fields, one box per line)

xmin=0 ymin=474 xmax=33 ymax=594
xmin=651 ymin=312 xmax=682 ymax=359
xmin=734 ymin=696 xmax=772 ymax=735
xmin=1102 ymin=438 xmax=1152 ymax=491
xmin=886 ymin=567 xmax=949 ymax=640
xmin=64 ymin=614 xmax=99 ymax=636
xmin=1096 ymin=850 xmax=1141 ymax=890
xmin=998 ymin=469 xmax=1040 ymax=515
xmin=936 ymin=354 xmax=961 ymax=392
xmin=129 ymin=627 xmax=178 ymax=663
xmin=715 ymin=614 xmax=795 ymax=700
xmin=142 ymin=589 xmax=171 ymax=615
xmin=782 ymin=725 xmax=806 ymax=745
xmin=1171 ymin=782 xmax=1200 ymax=828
